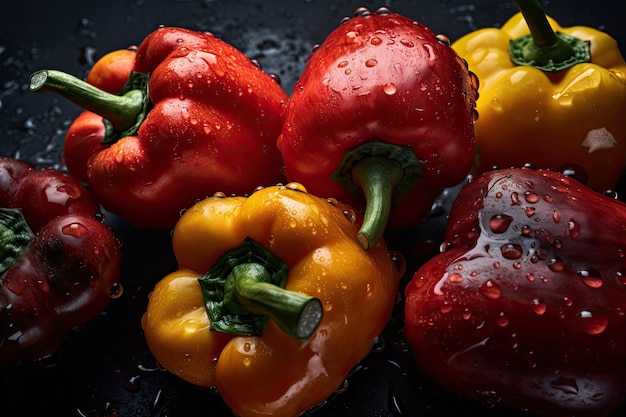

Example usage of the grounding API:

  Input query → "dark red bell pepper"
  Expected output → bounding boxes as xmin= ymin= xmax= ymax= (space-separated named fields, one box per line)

xmin=404 ymin=167 xmax=626 ymax=417
xmin=29 ymin=26 xmax=288 ymax=229
xmin=278 ymin=7 xmax=479 ymax=249
xmin=0 ymin=157 xmax=121 ymax=362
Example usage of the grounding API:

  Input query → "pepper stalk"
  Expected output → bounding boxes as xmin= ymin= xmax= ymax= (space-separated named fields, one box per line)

xmin=28 ymin=69 xmax=149 ymax=144
xmin=199 ymin=237 xmax=323 ymax=342
xmin=331 ymin=141 xmax=423 ymax=250
xmin=0 ymin=208 xmax=34 ymax=275
xmin=509 ymin=0 xmax=591 ymax=71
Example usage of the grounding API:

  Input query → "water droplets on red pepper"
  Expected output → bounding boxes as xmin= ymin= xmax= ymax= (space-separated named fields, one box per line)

xmin=489 ymin=214 xmax=513 ymax=233
xmin=479 ymin=279 xmax=501 ymax=300
xmin=382 ymin=83 xmax=397 ymax=95
xmin=576 ymin=310 xmax=609 ymax=335
xmin=500 ymin=243 xmax=523 ymax=259
xmin=364 ymin=58 xmax=378 ymax=67
xmin=577 ymin=269 xmax=603 ymax=288
xmin=61 ymin=222 xmax=89 ymax=238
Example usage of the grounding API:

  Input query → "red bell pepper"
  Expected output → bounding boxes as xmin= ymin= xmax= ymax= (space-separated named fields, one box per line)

xmin=0 ymin=157 xmax=121 ymax=362
xmin=404 ymin=167 xmax=626 ymax=417
xmin=29 ymin=26 xmax=288 ymax=229
xmin=61 ymin=48 xmax=139 ymax=183
xmin=278 ymin=6 xmax=479 ymax=249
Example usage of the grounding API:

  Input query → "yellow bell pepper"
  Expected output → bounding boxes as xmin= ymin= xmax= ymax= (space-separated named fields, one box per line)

xmin=141 ymin=183 xmax=404 ymax=417
xmin=452 ymin=0 xmax=626 ymax=192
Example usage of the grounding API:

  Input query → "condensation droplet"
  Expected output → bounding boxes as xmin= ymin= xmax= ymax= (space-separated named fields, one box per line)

xmin=342 ymin=209 xmax=356 ymax=223
xmin=524 ymin=191 xmax=539 ymax=203
xmin=489 ymin=214 xmax=513 ymax=233
xmin=365 ymin=58 xmax=378 ymax=67
xmin=548 ymin=258 xmax=565 ymax=272
xmin=479 ymin=279 xmax=501 ymax=299
xmin=569 ymin=220 xmax=581 ymax=239
xmin=578 ymin=269 xmax=603 ymax=288
xmin=382 ymin=83 xmax=397 ymax=95
xmin=577 ymin=310 xmax=608 ymax=335
xmin=448 ymin=272 xmax=463 ymax=284
xmin=61 ymin=222 xmax=88 ymax=238
xmin=500 ymin=243 xmax=523 ymax=259
xmin=531 ymin=299 xmax=547 ymax=315
xmin=110 ymin=281 xmax=123 ymax=298
xmin=439 ymin=241 xmax=453 ymax=252
xmin=496 ymin=312 xmax=509 ymax=327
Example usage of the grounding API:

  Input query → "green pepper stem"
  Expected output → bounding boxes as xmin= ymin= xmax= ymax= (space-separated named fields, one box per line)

xmin=512 ymin=0 xmax=557 ymax=48
xmin=29 ymin=69 xmax=143 ymax=132
xmin=0 ymin=208 xmax=34 ymax=276
xmin=509 ymin=0 xmax=591 ymax=71
xmin=331 ymin=141 xmax=423 ymax=250
xmin=225 ymin=263 xmax=323 ymax=341
xmin=352 ymin=156 xmax=403 ymax=250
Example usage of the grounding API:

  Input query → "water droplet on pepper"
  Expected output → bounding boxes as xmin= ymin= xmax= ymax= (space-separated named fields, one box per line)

xmin=500 ymin=243 xmax=523 ymax=259
xmin=524 ymin=191 xmax=539 ymax=203
xmin=577 ymin=310 xmax=608 ymax=335
xmin=578 ymin=269 xmax=603 ymax=288
xmin=365 ymin=58 xmax=377 ymax=67
xmin=489 ymin=214 xmax=513 ymax=233
xmin=531 ymin=299 xmax=547 ymax=315
xmin=61 ymin=222 xmax=88 ymax=238
xmin=569 ymin=220 xmax=581 ymax=239
xmin=382 ymin=83 xmax=397 ymax=95
xmin=479 ymin=279 xmax=501 ymax=299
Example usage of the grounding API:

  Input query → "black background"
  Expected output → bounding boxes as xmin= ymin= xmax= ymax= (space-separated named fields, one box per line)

xmin=0 ymin=1 xmax=624 ymax=416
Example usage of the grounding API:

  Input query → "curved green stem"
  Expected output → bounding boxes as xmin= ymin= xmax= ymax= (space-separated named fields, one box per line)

xmin=509 ymin=0 xmax=590 ymax=72
xmin=29 ymin=69 xmax=144 ymax=132
xmin=225 ymin=263 xmax=323 ymax=341
xmin=330 ymin=141 xmax=423 ymax=250
xmin=199 ymin=237 xmax=322 ymax=342
xmin=513 ymin=0 xmax=557 ymax=48
xmin=352 ymin=157 xmax=403 ymax=250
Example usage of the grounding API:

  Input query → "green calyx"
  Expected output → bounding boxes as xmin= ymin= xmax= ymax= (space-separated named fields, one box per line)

xmin=29 ymin=69 xmax=150 ymax=145
xmin=331 ymin=141 xmax=422 ymax=250
xmin=509 ymin=0 xmax=590 ymax=72
xmin=0 ymin=208 xmax=34 ymax=276
xmin=199 ymin=237 xmax=323 ymax=342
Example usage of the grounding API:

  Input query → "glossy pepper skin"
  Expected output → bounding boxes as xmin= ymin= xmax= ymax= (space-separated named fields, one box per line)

xmin=61 ymin=49 xmax=138 ymax=183
xmin=30 ymin=26 xmax=288 ymax=229
xmin=0 ymin=157 xmax=121 ymax=362
xmin=278 ymin=7 xmax=478 ymax=250
xmin=404 ymin=167 xmax=626 ymax=417
xmin=452 ymin=0 xmax=626 ymax=192
xmin=142 ymin=183 xmax=404 ymax=417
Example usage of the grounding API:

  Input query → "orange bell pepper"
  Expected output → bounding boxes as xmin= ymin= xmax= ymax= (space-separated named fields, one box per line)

xmin=141 ymin=183 xmax=404 ymax=417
